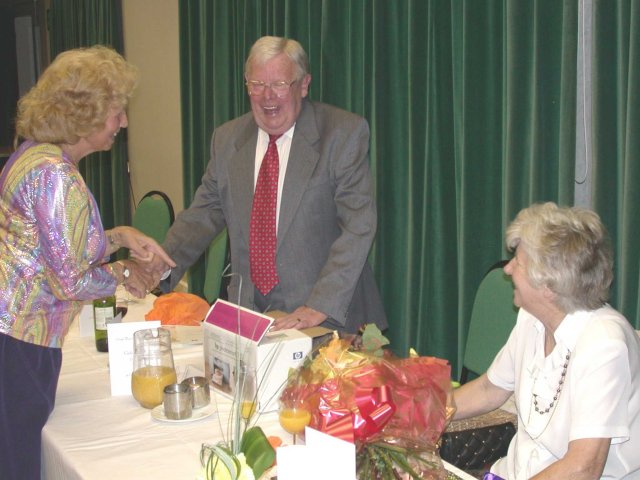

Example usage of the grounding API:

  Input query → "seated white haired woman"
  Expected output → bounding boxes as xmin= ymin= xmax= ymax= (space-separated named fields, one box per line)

xmin=454 ymin=202 xmax=640 ymax=479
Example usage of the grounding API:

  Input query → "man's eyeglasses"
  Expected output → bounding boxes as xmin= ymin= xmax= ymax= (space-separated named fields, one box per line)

xmin=246 ymin=79 xmax=296 ymax=97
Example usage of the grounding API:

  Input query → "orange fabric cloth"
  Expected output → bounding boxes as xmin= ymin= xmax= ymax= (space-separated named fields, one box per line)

xmin=145 ymin=293 xmax=210 ymax=326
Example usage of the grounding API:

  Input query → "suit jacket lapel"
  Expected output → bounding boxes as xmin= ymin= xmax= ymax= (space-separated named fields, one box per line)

xmin=278 ymin=100 xmax=320 ymax=248
xmin=229 ymin=125 xmax=259 ymax=243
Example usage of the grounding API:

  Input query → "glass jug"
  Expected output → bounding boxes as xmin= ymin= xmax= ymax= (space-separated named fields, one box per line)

xmin=131 ymin=327 xmax=177 ymax=409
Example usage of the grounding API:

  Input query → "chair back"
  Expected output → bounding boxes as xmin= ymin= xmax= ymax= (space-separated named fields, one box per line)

xmin=461 ymin=260 xmax=518 ymax=383
xmin=132 ymin=190 xmax=175 ymax=245
xmin=203 ymin=228 xmax=229 ymax=303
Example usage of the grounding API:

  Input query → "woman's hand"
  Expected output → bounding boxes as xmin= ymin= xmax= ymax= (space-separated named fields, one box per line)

xmin=112 ymin=259 xmax=158 ymax=298
xmin=105 ymin=226 xmax=176 ymax=267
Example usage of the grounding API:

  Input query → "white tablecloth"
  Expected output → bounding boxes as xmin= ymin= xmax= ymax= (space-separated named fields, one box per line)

xmin=41 ymin=291 xmax=475 ymax=480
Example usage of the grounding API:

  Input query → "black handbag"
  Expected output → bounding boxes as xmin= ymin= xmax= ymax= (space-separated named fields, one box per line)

xmin=439 ymin=421 xmax=516 ymax=471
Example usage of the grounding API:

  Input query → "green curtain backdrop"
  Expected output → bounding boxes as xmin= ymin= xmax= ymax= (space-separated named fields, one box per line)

xmin=48 ymin=0 xmax=131 ymax=231
xmin=592 ymin=0 xmax=640 ymax=329
xmin=451 ymin=0 xmax=577 ymax=364
xmin=179 ymin=0 xmax=578 ymax=373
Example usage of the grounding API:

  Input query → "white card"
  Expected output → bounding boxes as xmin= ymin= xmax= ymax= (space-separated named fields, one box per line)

xmin=107 ymin=321 xmax=160 ymax=396
xmin=305 ymin=427 xmax=356 ymax=479
xmin=276 ymin=445 xmax=309 ymax=479
xmin=277 ymin=427 xmax=356 ymax=480
xmin=77 ymin=303 xmax=95 ymax=337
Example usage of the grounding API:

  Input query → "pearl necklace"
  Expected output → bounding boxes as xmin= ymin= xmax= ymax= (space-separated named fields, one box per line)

xmin=532 ymin=350 xmax=571 ymax=415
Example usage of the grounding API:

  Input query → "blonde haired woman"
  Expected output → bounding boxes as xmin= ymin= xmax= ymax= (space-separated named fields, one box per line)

xmin=0 ymin=45 xmax=174 ymax=479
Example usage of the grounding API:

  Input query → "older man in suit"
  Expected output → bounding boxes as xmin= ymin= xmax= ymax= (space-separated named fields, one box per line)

xmin=150 ymin=36 xmax=387 ymax=334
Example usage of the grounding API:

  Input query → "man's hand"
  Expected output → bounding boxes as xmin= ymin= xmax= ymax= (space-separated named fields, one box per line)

xmin=117 ymin=259 xmax=157 ymax=298
xmin=106 ymin=226 xmax=176 ymax=267
xmin=136 ymin=253 xmax=172 ymax=279
xmin=270 ymin=306 xmax=327 ymax=331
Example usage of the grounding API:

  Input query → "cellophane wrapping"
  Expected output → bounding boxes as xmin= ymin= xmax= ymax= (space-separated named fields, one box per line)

xmin=279 ymin=331 xmax=454 ymax=479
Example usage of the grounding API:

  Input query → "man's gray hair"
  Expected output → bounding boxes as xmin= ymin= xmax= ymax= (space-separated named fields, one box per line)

xmin=245 ymin=36 xmax=309 ymax=81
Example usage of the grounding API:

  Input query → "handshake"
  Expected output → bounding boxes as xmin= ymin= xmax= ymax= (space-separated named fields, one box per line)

xmin=109 ymin=225 xmax=330 ymax=335
xmin=105 ymin=226 xmax=176 ymax=299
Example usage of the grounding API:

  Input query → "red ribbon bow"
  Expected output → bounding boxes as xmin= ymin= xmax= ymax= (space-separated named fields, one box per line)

xmin=321 ymin=385 xmax=396 ymax=443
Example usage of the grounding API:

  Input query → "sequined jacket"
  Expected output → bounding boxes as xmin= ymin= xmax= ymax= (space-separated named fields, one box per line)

xmin=0 ymin=141 xmax=117 ymax=348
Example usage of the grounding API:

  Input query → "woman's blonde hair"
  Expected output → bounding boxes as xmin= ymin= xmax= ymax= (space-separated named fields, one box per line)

xmin=15 ymin=45 xmax=138 ymax=146
xmin=506 ymin=202 xmax=613 ymax=312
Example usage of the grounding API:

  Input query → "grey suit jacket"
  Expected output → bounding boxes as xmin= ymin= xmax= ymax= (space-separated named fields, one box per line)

xmin=162 ymin=99 xmax=387 ymax=333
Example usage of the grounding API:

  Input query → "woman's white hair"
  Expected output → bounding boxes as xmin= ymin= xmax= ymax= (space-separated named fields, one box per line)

xmin=506 ymin=202 xmax=613 ymax=312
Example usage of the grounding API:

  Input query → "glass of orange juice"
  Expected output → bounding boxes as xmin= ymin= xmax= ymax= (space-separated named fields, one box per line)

xmin=238 ymin=365 xmax=257 ymax=422
xmin=278 ymin=400 xmax=311 ymax=445
xmin=131 ymin=328 xmax=177 ymax=409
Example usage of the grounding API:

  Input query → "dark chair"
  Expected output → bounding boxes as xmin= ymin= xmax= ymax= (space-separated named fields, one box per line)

xmin=132 ymin=190 xmax=175 ymax=245
xmin=440 ymin=261 xmax=518 ymax=473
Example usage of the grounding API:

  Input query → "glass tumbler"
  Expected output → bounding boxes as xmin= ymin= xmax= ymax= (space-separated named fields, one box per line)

xmin=238 ymin=365 xmax=257 ymax=421
xmin=278 ymin=399 xmax=311 ymax=445
xmin=131 ymin=327 xmax=177 ymax=409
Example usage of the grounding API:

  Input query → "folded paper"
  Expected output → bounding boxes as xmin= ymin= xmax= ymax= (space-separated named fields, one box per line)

xmin=107 ymin=320 xmax=160 ymax=396
xmin=277 ymin=427 xmax=355 ymax=480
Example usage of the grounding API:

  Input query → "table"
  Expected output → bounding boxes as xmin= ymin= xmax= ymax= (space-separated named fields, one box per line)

xmin=41 ymin=291 xmax=476 ymax=480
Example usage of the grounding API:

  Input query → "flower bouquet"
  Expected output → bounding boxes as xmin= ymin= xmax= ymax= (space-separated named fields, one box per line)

xmin=279 ymin=325 xmax=455 ymax=479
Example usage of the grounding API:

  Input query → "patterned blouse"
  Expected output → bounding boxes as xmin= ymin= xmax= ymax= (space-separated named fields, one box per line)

xmin=0 ymin=141 xmax=117 ymax=348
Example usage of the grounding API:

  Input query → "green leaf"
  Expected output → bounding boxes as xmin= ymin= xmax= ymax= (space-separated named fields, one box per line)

xmin=240 ymin=426 xmax=276 ymax=479
xmin=387 ymin=449 xmax=421 ymax=479
xmin=361 ymin=324 xmax=390 ymax=357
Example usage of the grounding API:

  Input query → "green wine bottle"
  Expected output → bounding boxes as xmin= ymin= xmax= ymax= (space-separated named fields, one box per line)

xmin=93 ymin=295 xmax=116 ymax=352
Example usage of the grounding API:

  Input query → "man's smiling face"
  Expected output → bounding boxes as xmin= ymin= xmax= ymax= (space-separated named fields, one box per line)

xmin=246 ymin=53 xmax=311 ymax=135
